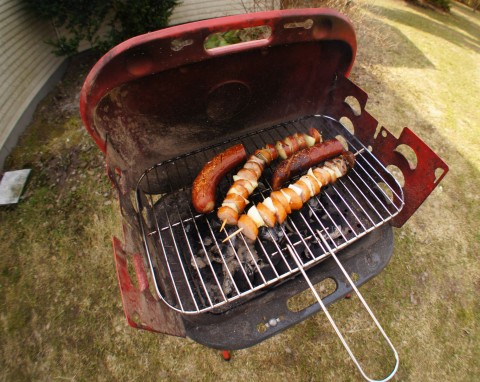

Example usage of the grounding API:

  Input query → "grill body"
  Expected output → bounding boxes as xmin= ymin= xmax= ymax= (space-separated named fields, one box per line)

xmin=80 ymin=9 xmax=447 ymax=349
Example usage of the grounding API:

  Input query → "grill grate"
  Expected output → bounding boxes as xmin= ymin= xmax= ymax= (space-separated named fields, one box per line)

xmin=136 ymin=115 xmax=404 ymax=314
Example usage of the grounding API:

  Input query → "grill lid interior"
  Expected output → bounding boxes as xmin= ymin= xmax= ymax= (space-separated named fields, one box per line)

xmin=80 ymin=9 xmax=356 ymax=182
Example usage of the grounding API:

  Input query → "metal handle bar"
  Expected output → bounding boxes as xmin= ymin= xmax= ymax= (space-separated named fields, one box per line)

xmin=286 ymin=230 xmax=399 ymax=382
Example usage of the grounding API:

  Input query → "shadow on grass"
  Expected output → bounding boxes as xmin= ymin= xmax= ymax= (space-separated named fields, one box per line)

xmin=357 ymin=12 xmax=435 ymax=68
xmin=366 ymin=3 xmax=480 ymax=53
xmin=350 ymin=57 xmax=480 ymax=378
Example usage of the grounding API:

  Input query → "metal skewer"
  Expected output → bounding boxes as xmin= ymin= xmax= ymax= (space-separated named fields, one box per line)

xmin=286 ymin=232 xmax=399 ymax=382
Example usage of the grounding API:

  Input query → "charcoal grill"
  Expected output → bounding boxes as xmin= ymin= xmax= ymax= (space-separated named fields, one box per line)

xmin=80 ymin=8 xmax=447 ymax=380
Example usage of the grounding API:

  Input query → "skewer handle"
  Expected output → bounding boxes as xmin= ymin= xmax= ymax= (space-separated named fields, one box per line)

xmin=286 ymin=238 xmax=399 ymax=382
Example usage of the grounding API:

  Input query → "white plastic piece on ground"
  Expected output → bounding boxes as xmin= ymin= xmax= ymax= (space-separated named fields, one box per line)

xmin=0 ymin=169 xmax=31 ymax=205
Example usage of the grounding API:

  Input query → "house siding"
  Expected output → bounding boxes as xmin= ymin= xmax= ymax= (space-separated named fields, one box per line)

xmin=171 ymin=0 xmax=251 ymax=25
xmin=0 ymin=0 xmax=64 ymax=168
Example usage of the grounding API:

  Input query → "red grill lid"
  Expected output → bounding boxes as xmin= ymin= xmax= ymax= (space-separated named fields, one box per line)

xmin=80 ymin=8 xmax=356 ymax=179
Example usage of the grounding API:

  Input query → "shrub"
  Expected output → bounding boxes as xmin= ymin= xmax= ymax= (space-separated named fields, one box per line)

xmin=426 ymin=0 xmax=451 ymax=11
xmin=23 ymin=0 xmax=178 ymax=56
xmin=405 ymin=0 xmax=451 ymax=11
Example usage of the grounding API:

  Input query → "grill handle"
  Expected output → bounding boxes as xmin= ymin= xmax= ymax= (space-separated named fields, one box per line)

xmin=287 ymin=235 xmax=399 ymax=382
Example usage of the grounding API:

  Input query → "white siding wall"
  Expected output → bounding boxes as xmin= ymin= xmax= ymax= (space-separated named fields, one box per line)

xmin=170 ymin=1 xmax=281 ymax=25
xmin=0 ymin=0 xmax=64 ymax=168
xmin=171 ymin=0 xmax=252 ymax=25
xmin=0 ymin=0 xmax=277 ymax=169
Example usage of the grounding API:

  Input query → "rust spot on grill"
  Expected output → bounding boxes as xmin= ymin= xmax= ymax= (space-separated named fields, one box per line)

xmin=126 ymin=53 xmax=153 ymax=76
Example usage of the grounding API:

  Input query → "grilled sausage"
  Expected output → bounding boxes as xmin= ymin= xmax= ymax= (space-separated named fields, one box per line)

xmin=217 ymin=206 xmax=238 ymax=225
xmin=270 ymin=190 xmax=291 ymax=214
xmin=281 ymin=188 xmax=303 ymax=210
xmin=275 ymin=128 xmax=322 ymax=159
xmin=256 ymin=202 xmax=276 ymax=227
xmin=230 ymin=152 xmax=355 ymax=241
xmin=271 ymin=139 xmax=345 ymax=190
xmin=237 ymin=214 xmax=258 ymax=241
xmin=217 ymin=193 xmax=248 ymax=223
xmin=217 ymin=129 xmax=323 ymax=225
xmin=192 ymin=144 xmax=247 ymax=213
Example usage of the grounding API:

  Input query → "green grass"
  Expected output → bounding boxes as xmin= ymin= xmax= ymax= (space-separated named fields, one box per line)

xmin=1 ymin=1 xmax=479 ymax=381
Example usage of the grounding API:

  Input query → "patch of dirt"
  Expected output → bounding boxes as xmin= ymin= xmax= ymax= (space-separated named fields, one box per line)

xmin=49 ymin=51 xmax=100 ymax=120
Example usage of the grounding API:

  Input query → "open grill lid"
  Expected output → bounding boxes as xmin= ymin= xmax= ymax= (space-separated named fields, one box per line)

xmin=79 ymin=8 xmax=356 ymax=183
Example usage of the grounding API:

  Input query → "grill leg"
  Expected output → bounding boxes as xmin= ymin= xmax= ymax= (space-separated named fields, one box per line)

xmin=221 ymin=350 xmax=231 ymax=361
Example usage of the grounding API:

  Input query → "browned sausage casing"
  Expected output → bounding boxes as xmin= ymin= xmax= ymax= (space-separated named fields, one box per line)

xmin=271 ymin=139 xmax=344 ymax=190
xmin=192 ymin=144 xmax=247 ymax=213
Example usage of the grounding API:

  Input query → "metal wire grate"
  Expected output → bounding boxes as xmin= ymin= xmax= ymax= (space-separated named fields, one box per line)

xmin=136 ymin=115 xmax=404 ymax=314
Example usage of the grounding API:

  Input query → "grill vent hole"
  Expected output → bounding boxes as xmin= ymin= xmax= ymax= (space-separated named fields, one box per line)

xmin=377 ymin=182 xmax=394 ymax=203
xmin=287 ymin=277 xmax=337 ymax=312
xmin=395 ymin=144 xmax=418 ymax=170
xmin=257 ymin=322 xmax=268 ymax=333
xmin=344 ymin=96 xmax=362 ymax=116
xmin=339 ymin=116 xmax=354 ymax=135
xmin=350 ymin=272 xmax=360 ymax=283
xmin=386 ymin=165 xmax=405 ymax=187
xmin=336 ymin=134 xmax=349 ymax=151
xmin=284 ymin=19 xmax=313 ymax=29
xmin=204 ymin=25 xmax=271 ymax=50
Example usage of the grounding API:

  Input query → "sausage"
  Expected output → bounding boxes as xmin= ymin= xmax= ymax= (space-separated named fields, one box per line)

xmin=308 ymin=127 xmax=322 ymax=144
xmin=281 ymin=188 xmax=303 ymax=210
xmin=256 ymin=202 xmax=276 ymax=227
xmin=264 ymin=143 xmax=279 ymax=161
xmin=237 ymin=215 xmax=258 ymax=241
xmin=216 ymin=129 xmax=324 ymax=226
xmin=217 ymin=206 xmax=238 ymax=225
xmin=192 ymin=144 xmax=247 ymax=213
xmin=271 ymin=197 xmax=287 ymax=224
xmin=230 ymin=152 xmax=355 ymax=241
xmin=270 ymin=190 xmax=291 ymax=214
xmin=271 ymin=139 xmax=345 ymax=190
xmin=275 ymin=128 xmax=322 ymax=159
xmin=243 ymin=161 xmax=262 ymax=178
xmin=217 ymin=129 xmax=322 ymax=225
xmin=290 ymin=182 xmax=310 ymax=203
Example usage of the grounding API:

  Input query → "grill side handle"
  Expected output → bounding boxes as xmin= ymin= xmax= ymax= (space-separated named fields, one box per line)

xmin=326 ymin=75 xmax=448 ymax=227
xmin=112 ymin=233 xmax=186 ymax=337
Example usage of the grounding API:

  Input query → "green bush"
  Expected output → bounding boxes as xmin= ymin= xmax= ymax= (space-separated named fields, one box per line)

xmin=23 ymin=0 xmax=178 ymax=56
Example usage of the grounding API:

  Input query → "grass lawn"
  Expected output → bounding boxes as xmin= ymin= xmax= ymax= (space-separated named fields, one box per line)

xmin=1 ymin=0 xmax=479 ymax=381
